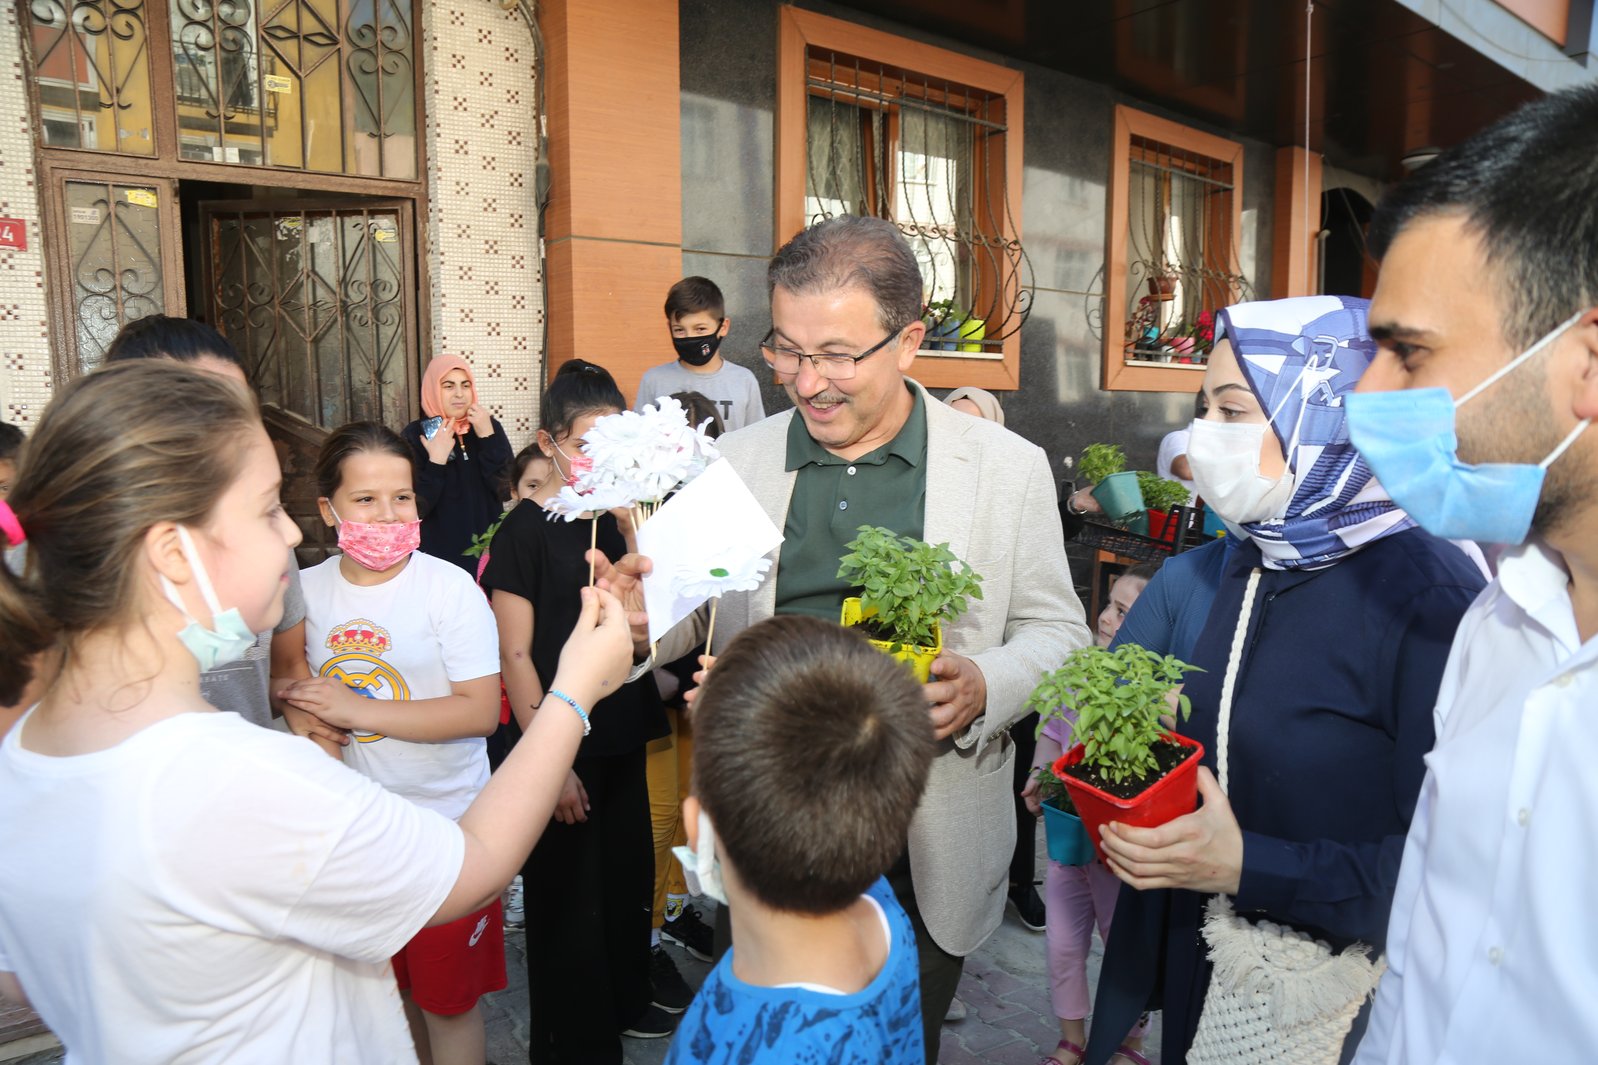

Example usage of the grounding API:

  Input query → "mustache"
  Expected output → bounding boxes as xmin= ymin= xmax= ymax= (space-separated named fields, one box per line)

xmin=799 ymin=388 xmax=849 ymax=406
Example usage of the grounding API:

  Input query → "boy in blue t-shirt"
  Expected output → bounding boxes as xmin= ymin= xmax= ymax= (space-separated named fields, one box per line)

xmin=664 ymin=615 xmax=935 ymax=1065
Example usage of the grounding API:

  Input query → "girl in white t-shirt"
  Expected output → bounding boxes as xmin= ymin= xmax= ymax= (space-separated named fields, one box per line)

xmin=0 ymin=362 xmax=631 ymax=1065
xmin=278 ymin=422 xmax=504 ymax=1065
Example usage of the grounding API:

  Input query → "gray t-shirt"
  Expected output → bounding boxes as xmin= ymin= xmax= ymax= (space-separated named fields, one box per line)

xmin=635 ymin=359 xmax=766 ymax=432
xmin=199 ymin=565 xmax=307 ymax=728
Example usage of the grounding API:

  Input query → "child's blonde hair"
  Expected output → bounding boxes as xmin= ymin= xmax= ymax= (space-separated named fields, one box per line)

xmin=0 ymin=362 xmax=260 ymax=704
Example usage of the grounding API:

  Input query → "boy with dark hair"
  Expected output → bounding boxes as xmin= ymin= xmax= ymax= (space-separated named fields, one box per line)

xmin=664 ymin=615 xmax=934 ymax=1064
xmin=636 ymin=276 xmax=765 ymax=432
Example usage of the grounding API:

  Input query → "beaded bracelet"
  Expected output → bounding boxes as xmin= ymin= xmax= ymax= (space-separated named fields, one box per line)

xmin=547 ymin=689 xmax=590 ymax=736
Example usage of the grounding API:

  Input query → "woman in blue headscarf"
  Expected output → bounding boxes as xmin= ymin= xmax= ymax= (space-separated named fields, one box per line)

xmin=1082 ymin=296 xmax=1487 ymax=1065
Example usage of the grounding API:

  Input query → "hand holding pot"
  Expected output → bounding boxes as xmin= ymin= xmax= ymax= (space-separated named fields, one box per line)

xmin=1099 ymin=766 xmax=1242 ymax=894
xmin=925 ymin=652 xmax=987 ymax=741
xmin=1020 ymin=775 xmax=1043 ymax=818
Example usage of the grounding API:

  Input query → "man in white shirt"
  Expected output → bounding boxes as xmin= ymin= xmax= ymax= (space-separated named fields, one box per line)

xmin=1343 ymin=84 xmax=1598 ymax=1062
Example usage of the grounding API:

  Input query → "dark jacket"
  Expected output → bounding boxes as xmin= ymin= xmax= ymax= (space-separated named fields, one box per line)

xmin=1085 ymin=528 xmax=1485 ymax=1065
xmin=400 ymin=416 xmax=513 ymax=575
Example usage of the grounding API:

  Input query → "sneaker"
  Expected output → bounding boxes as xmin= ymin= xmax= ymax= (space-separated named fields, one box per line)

xmin=502 ymin=875 xmax=524 ymax=930
xmin=621 ymin=1002 xmax=679 ymax=1039
xmin=944 ymin=996 xmax=967 ymax=1023
xmin=661 ymin=904 xmax=714 ymax=962
xmin=1008 ymin=883 xmax=1046 ymax=932
xmin=649 ymin=945 xmax=693 ymax=1014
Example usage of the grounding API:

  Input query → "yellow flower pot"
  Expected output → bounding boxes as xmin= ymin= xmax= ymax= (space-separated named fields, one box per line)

xmin=957 ymin=317 xmax=986 ymax=352
xmin=840 ymin=597 xmax=942 ymax=684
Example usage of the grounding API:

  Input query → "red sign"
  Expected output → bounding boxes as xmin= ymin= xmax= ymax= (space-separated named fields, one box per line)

xmin=0 ymin=218 xmax=25 ymax=251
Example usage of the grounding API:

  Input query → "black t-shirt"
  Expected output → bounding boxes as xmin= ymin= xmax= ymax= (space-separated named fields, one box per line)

xmin=481 ymin=503 xmax=667 ymax=756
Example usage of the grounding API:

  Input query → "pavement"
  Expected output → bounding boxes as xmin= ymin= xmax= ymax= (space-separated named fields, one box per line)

xmin=2 ymin=819 xmax=1162 ymax=1065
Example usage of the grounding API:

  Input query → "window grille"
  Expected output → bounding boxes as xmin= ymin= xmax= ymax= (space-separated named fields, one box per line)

xmin=1119 ymin=136 xmax=1251 ymax=367
xmin=803 ymin=48 xmax=1031 ymax=358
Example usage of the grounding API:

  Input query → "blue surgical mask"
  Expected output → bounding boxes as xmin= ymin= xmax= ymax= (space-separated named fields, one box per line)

xmin=670 ymin=808 xmax=728 ymax=906
xmin=1346 ymin=310 xmax=1590 ymax=545
xmin=159 ymin=525 xmax=259 ymax=671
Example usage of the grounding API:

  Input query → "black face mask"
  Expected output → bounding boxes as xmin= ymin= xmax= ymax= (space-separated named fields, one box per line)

xmin=672 ymin=325 xmax=724 ymax=367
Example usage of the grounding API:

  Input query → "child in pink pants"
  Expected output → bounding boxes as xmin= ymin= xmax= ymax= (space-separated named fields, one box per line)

xmin=1022 ymin=564 xmax=1158 ymax=1065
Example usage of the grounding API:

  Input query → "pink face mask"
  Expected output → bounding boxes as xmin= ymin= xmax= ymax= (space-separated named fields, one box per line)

xmin=329 ymin=505 xmax=420 ymax=570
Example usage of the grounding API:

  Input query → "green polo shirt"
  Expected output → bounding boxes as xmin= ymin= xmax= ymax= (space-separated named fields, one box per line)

xmin=774 ymin=387 xmax=928 ymax=621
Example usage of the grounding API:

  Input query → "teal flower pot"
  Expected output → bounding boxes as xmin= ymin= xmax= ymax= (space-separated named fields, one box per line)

xmin=1042 ymin=796 xmax=1095 ymax=866
xmin=1202 ymin=505 xmax=1227 ymax=538
xmin=1091 ymin=471 xmax=1145 ymax=524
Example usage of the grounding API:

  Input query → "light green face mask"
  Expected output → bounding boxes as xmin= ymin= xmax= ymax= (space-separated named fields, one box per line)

xmin=670 ymin=808 xmax=728 ymax=906
xmin=159 ymin=525 xmax=257 ymax=672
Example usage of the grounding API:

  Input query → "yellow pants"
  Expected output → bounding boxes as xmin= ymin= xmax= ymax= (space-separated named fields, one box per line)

xmin=646 ymin=707 xmax=692 ymax=928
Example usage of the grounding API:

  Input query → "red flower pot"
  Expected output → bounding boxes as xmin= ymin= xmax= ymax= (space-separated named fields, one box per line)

xmin=1055 ymin=732 xmax=1205 ymax=864
xmin=1147 ymin=509 xmax=1174 ymax=541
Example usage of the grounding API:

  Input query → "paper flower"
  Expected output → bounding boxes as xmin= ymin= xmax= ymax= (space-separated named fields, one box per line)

xmin=674 ymin=554 xmax=772 ymax=600
xmin=547 ymin=397 xmax=721 ymax=521
xmin=545 ymin=480 xmax=637 ymax=521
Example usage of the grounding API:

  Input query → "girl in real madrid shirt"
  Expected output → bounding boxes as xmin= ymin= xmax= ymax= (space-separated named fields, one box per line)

xmin=281 ymin=421 xmax=506 ymax=1065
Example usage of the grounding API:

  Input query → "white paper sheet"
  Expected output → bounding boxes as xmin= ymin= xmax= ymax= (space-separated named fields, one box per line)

xmin=636 ymin=458 xmax=783 ymax=643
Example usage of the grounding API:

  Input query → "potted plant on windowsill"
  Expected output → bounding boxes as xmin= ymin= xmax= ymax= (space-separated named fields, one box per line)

xmin=923 ymin=298 xmax=962 ymax=351
xmin=1079 ymin=443 xmax=1144 ymax=525
xmin=837 ymin=525 xmax=984 ymax=683
xmin=1136 ymin=470 xmax=1193 ymax=540
xmin=1147 ymin=269 xmax=1179 ymax=299
xmin=956 ymin=314 xmax=986 ymax=352
xmin=1032 ymin=643 xmax=1204 ymax=864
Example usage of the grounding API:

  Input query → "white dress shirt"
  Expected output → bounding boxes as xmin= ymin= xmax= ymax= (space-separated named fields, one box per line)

xmin=1355 ymin=538 xmax=1598 ymax=1064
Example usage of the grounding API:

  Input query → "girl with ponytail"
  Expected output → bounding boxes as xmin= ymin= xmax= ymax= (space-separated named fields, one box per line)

xmin=0 ymin=361 xmax=631 ymax=1064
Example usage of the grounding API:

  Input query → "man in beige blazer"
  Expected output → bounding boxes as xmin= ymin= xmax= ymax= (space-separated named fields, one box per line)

xmin=611 ymin=216 xmax=1089 ymax=1057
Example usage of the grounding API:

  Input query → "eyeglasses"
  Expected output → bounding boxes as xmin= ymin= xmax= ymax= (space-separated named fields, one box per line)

xmin=759 ymin=326 xmax=904 ymax=381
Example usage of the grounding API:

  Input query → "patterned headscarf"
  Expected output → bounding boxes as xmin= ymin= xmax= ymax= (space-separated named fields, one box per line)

xmin=420 ymin=355 xmax=479 ymax=436
xmin=1214 ymin=295 xmax=1414 ymax=571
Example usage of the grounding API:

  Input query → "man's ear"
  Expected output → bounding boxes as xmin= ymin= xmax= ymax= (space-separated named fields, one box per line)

xmin=897 ymin=321 xmax=926 ymax=372
xmin=1570 ymin=308 xmax=1598 ymax=423
xmin=717 ymin=317 xmax=731 ymax=339
xmin=682 ymin=795 xmax=701 ymax=848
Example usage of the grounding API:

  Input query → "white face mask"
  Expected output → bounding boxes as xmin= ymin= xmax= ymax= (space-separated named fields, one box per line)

xmin=1187 ymin=418 xmax=1296 ymax=525
xmin=670 ymin=807 xmax=728 ymax=906
xmin=158 ymin=525 xmax=258 ymax=672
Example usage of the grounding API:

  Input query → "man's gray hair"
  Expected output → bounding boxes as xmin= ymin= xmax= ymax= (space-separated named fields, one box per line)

xmin=768 ymin=216 xmax=925 ymax=335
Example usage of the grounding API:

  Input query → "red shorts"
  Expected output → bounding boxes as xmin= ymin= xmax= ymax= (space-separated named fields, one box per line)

xmin=392 ymin=898 xmax=507 ymax=1015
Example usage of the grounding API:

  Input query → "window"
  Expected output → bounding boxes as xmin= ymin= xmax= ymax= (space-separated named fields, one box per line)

xmin=778 ymin=8 xmax=1027 ymax=391
xmin=1102 ymin=106 xmax=1250 ymax=392
xmin=23 ymin=0 xmax=419 ymax=178
xmin=27 ymin=0 xmax=157 ymax=156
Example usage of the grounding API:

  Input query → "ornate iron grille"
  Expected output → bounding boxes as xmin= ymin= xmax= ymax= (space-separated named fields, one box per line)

xmin=27 ymin=0 xmax=158 ymax=156
xmin=1118 ymin=135 xmax=1251 ymax=367
xmin=63 ymin=179 xmax=166 ymax=371
xmin=207 ymin=204 xmax=412 ymax=428
xmin=166 ymin=0 xmax=415 ymax=176
xmin=804 ymin=48 xmax=1031 ymax=357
